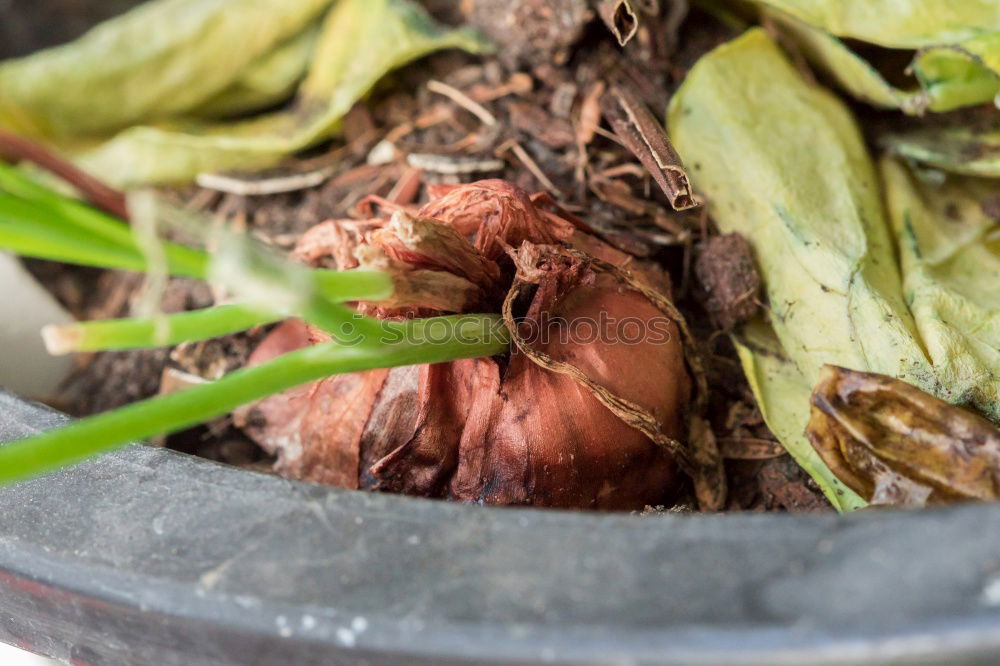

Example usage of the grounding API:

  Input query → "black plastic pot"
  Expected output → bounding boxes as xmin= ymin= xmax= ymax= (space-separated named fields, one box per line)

xmin=5 ymin=5 xmax=1000 ymax=664
xmin=3 ymin=390 xmax=1000 ymax=665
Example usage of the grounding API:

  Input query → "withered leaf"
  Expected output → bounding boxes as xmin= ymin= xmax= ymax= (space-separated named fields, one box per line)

xmin=752 ymin=1 xmax=1000 ymax=112
xmin=808 ymin=365 xmax=1000 ymax=507
xmin=751 ymin=0 xmax=1000 ymax=46
xmin=885 ymin=127 xmax=1000 ymax=178
xmin=596 ymin=0 xmax=640 ymax=47
xmin=0 ymin=0 xmax=487 ymax=186
xmin=734 ymin=318 xmax=866 ymax=512
xmin=670 ymin=29 xmax=1000 ymax=511
xmin=671 ymin=29 xmax=927 ymax=510
xmin=192 ymin=24 xmax=321 ymax=119
xmin=880 ymin=157 xmax=1000 ymax=420
xmin=0 ymin=0 xmax=332 ymax=138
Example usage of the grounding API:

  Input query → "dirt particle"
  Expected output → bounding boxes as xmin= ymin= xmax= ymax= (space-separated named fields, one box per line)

xmin=694 ymin=233 xmax=761 ymax=331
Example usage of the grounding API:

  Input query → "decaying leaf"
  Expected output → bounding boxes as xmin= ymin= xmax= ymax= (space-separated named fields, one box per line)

xmin=753 ymin=1 xmax=1000 ymax=112
xmin=669 ymin=29 xmax=1000 ymax=510
xmin=885 ymin=127 xmax=1000 ymax=177
xmin=0 ymin=0 xmax=486 ymax=186
xmin=670 ymin=29 xmax=931 ymax=391
xmin=758 ymin=8 xmax=928 ymax=114
xmin=596 ymin=0 xmax=640 ymax=47
xmin=912 ymin=34 xmax=1000 ymax=113
xmin=808 ymin=365 xmax=1000 ymax=507
xmin=192 ymin=24 xmax=322 ymax=119
xmin=881 ymin=157 xmax=1000 ymax=419
xmin=752 ymin=1 xmax=1000 ymax=48
xmin=0 ymin=0 xmax=333 ymax=138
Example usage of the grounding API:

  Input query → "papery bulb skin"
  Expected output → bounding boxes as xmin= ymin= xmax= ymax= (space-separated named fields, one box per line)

xmin=237 ymin=180 xmax=693 ymax=510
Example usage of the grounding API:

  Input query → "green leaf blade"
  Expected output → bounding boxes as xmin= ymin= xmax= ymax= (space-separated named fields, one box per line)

xmin=0 ymin=314 xmax=509 ymax=485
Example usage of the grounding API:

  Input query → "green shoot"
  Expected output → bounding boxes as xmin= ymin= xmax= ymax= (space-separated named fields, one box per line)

xmin=0 ymin=314 xmax=509 ymax=484
xmin=0 ymin=190 xmax=208 ymax=276
xmin=42 ymin=304 xmax=282 ymax=354
xmin=0 ymin=171 xmax=393 ymax=302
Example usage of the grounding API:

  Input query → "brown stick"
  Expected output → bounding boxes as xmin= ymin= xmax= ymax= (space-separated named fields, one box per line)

xmin=599 ymin=83 xmax=699 ymax=211
xmin=0 ymin=129 xmax=129 ymax=220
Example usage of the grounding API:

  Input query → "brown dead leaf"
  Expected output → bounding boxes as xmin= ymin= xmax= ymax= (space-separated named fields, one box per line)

xmin=808 ymin=365 xmax=1000 ymax=507
xmin=596 ymin=0 xmax=639 ymax=46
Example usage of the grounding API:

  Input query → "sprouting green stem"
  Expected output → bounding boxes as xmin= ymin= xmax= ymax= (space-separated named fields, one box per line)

xmin=43 ymin=304 xmax=283 ymax=354
xmin=0 ymin=314 xmax=510 ymax=485
xmin=1 ymin=190 xmax=392 ymax=305
xmin=301 ymin=295 xmax=386 ymax=343
xmin=313 ymin=268 xmax=392 ymax=302
xmin=42 ymin=277 xmax=395 ymax=354
xmin=0 ymin=166 xmax=210 ymax=276
xmin=0 ymin=191 xmax=208 ymax=275
xmin=0 ymin=219 xmax=149 ymax=272
xmin=1 ymin=165 xmax=395 ymax=306
xmin=0 ymin=161 xmax=79 ymax=205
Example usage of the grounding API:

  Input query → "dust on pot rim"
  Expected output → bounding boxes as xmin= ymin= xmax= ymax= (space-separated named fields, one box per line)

xmin=2 ymin=390 xmax=1000 ymax=665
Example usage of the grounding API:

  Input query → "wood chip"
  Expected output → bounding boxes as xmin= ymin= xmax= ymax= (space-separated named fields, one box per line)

xmin=496 ymin=139 xmax=560 ymax=193
xmin=576 ymin=80 xmax=606 ymax=148
xmin=509 ymin=102 xmax=575 ymax=148
xmin=406 ymin=153 xmax=505 ymax=174
xmin=195 ymin=167 xmax=335 ymax=196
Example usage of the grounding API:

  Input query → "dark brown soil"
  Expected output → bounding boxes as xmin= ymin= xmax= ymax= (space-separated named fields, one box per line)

xmin=694 ymin=233 xmax=761 ymax=331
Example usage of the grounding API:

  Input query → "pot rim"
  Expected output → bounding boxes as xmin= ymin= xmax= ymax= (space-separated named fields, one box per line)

xmin=2 ymin=390 xmax=1000 ymax=665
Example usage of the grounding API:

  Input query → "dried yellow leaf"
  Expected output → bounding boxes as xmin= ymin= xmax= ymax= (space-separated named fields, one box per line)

xmin=669 ymin=29 xmax=1000 ymax=510
xmin=0 ymin=0 xmax=487 ymax=187
xmin=886 ymin=127 xmax=1000 ymax=178
xmin=0 ymin=0 xmax=333 ymax=138
xmin=754 ymin=1 xmax=1000 ymax=112
xmin=809 ymin=365 xmax=1000 ymax=507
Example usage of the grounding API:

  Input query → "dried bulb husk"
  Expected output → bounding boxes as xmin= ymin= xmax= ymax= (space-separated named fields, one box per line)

xmin=293 ymin=218 xmax=380 ymax=270
xmin=808 ymin=365 xmax=1000 ymax=507
xmin=233 ymin=318 xmax=391 ymax=487
xmin=373 ymin=210 xmax=502 ymax=289
xmin=354 ymin=243 xmax=486 ymax=316
xmin=374 ymin=242 xmax=691 ymax=508
xmin=237 ymin=180 xmax=696 ymax=510
xmin=418 ymin=179 xmax=576 ymax=260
